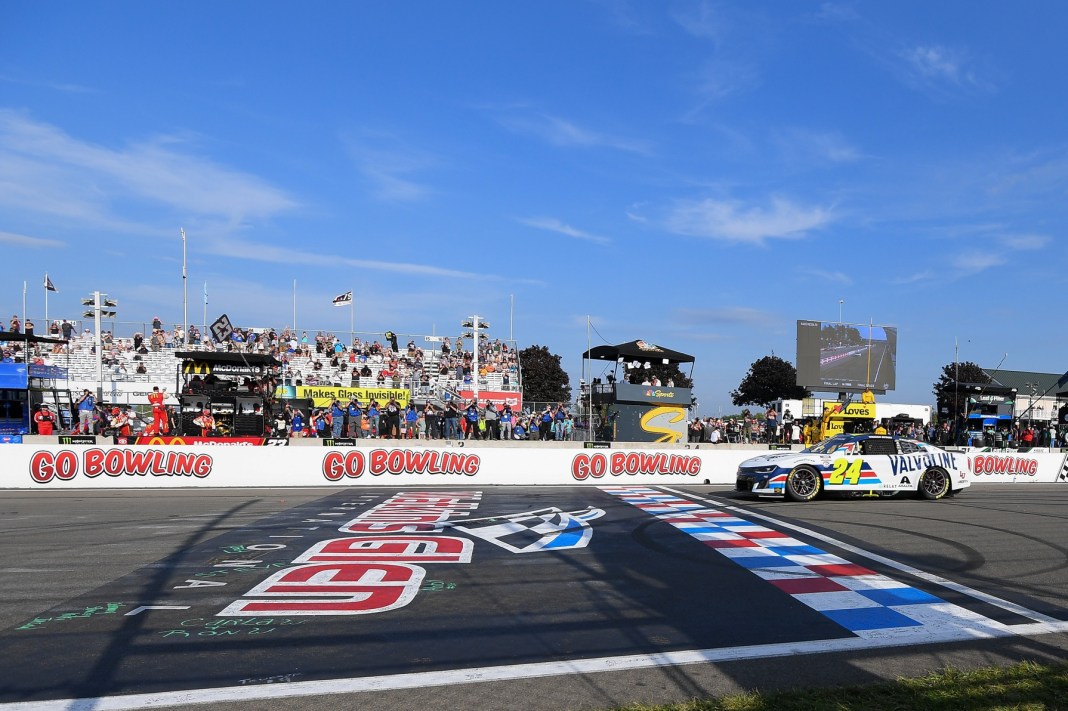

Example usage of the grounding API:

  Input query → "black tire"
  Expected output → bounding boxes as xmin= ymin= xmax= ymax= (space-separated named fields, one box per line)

xmin=918 ymin=467 xmax=951 ymax=500
xmin=785 ymin=466 xmax=822 ymax=502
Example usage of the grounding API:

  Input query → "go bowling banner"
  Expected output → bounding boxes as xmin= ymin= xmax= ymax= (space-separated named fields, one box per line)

xmin=1 ymin=444 xmax=1065 ymax=489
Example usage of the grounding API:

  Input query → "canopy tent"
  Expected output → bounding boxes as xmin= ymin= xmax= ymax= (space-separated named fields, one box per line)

xmin=582 ymin=340 xmax=695 ymax=365
xmin=174 ymin=352 xmax=281 ymax=367
xmin=1 ymin=332 xmax=69 ymax=346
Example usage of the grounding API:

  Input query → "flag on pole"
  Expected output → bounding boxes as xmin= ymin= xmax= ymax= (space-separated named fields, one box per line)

xmin=332 ymin=290 xmax=353 ymax=307
xmin=44 ymin=275 xmax=57 ymax=292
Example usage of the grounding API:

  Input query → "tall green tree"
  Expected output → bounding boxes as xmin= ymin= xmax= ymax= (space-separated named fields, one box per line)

xmin=932 ymin=361 xmax=990 ymax=420
xmin=519 ymin=345 xmax=572 ymax=404
xmin=730 ymin=355 xmax=810 ymax=407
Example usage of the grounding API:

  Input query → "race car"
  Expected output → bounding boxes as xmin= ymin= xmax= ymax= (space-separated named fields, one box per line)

xmin=735 ymin=434 xmax=969 ymax=502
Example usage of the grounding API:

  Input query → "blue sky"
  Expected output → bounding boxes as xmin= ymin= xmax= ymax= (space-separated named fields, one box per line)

xmin=2 ymin=1 xmax=1066 ymax=413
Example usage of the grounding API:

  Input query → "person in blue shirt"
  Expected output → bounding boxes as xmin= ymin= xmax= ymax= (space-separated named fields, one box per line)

xmin=465 ymin=402 xmax=481 ymax=440
xmin=346 ymin=399 xmax=362 ymax=437
xmin=313 ymin=409 xmax=328 ymax=438
xmin=500 ymin=406 xmax=514 ymax=440
xmin=539 ymin=407 xmax=554 ymax=441
xmin=367 ymin=401 xmax=380 ymax=438
xmin=330 ymin=399 xmax=346 ymax=438
xmin=405 ymin=403 xmax=419 ymax=439
xmin=76 ymin=389 xmax=95 ymax=434
xmin=554 ymin=405 xmax=568 ymax=441
xmin=290 ymin=409 xmax=305 ymax=438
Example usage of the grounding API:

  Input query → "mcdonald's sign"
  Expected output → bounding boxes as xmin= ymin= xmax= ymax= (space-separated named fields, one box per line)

xmin=134 ymin=436 xmax=267 ymax=446
xmin=182 ymin=360 xmax=264 ymax=376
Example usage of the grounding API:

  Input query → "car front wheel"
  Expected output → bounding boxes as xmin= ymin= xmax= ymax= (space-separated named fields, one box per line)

xmin=918 ymin=467 xmax=950 ymax=500
xmin=785 ymin=466 xmax=822 ymax=502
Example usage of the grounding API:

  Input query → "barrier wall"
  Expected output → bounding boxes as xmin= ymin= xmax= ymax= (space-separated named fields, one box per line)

xmin=2 ymin=443 xmax=1066 ymax=489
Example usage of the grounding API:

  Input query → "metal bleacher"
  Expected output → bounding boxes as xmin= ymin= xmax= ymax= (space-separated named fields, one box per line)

xmin=42 ymin=331 xmax=523 ymax=406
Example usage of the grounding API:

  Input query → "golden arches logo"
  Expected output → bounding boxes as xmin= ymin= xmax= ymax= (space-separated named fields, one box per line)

xmin=143 ymin=436 xmax=186 ymax=445
xmin=639 ymin=406 xmax=686 ymax=444
xmin=182 ymin=361 xmax=212 ymax=375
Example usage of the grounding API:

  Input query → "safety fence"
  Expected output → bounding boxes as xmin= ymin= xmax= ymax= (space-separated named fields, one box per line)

xmin=3 ymin=442 xmax=1066 ymax=489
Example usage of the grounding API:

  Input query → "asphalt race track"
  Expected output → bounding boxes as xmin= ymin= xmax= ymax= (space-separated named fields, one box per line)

xmin=2 ymin=484 xmax=1068 ymax=711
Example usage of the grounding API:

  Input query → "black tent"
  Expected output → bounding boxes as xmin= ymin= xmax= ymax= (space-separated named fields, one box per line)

xmin=174 ymin=351 xmax=281 ymax=368
xmin=583 ymin=339 xmax=695 ymax=365
xmin=1 ymin=332 xmax=69 ymax=346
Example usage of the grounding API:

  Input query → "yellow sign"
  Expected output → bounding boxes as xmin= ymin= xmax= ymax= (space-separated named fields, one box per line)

xmin=639 ymin=406 xmax=687 ymax=444
xmin=823 ymin=420 xmax=845 ymax=437
xmin=277 ymin=385 xmax=410 ymax=408
xmin=822 ymin=402 xmax=876 ymax=419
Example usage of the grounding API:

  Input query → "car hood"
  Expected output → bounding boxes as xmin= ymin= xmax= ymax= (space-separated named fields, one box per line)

xmin=739 ymin=452 xmax=808 ymax=468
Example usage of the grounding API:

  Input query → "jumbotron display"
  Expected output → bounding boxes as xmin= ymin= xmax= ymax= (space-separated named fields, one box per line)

xmin=796 ymin=320 xmax=897 ymax=393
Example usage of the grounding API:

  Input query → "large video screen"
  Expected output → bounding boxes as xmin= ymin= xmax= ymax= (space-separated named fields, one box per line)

xmin=796 ymin=320 xmax=897 ymax=393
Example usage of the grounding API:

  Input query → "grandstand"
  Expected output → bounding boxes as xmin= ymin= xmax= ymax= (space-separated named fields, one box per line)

xmin=29 ymin=324 xmax=523 ymax=409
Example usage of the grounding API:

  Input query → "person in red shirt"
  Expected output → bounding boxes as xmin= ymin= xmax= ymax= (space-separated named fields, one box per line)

xmin=110 ymin=407 xmax=131 ymax=438
xmin=193 ymin=409 xmax=215 ymax=436
xmin=147 ymin=386 xmax=169 ymax=435
xmin=34 ymin=405 xmax=55 ymax=435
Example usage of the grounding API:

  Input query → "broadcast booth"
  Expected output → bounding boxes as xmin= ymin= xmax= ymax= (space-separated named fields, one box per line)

xmin=582 ymin=340 xmax=695 ymax=443
xmin=0 ymin=333 xmax=73 ymax=436
xmin=174 ymin=352 xmax=281 ymax=437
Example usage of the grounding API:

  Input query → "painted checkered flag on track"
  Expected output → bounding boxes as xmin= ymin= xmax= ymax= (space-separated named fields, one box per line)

xmin=449 ymin=506 xmax=605 ymax=553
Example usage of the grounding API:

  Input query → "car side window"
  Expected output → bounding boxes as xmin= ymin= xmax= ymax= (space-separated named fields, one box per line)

xmin=897 ymin=440 xmax=922 ymax=454
xmin=860 ymin=439 xmax=897 ymax=456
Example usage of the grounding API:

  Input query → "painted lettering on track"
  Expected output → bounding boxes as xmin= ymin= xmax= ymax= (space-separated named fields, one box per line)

xmin=219 ymin=492 xmax=483 ymax=616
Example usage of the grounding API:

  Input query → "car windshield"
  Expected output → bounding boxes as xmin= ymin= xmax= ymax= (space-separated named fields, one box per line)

xmin=804 ymin=435 xmax=853 ymax=454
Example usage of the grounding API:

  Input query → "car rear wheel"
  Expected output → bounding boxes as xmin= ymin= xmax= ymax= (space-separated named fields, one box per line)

xmin=785 ymin=466 xmax=822 ymax=502
xmin=918 ymin=467 xmax=950 ymax=500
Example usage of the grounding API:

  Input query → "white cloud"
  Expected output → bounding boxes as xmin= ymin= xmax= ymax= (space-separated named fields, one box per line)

xmin=675 ymin=306 xmax=776 ymax=327
xmin=518 ymin=217 xmax=610 ymax=245
xmin=816 ymin=2 xmax=860 ymax=22
xmin=773 ymin=128 xmax=862 ymax=165
xmin=203 ymin=237 xmax=540 ymax=283
xmin=341 ymin=131 xmax=437 ymax=202
xmin=672 ymin=2 xmax=729 ymax=43
xmin=891 ymin=269 xmax=934 ymax=285
xmin=680 ymin=59 xmax=760 ymax=122
xmin=0 ymin=110 xmax=298 ymax=231
xmin=902 ymin=45 xmax=966 ymax=83
xmin=0 ymin=230 xmax=65 ymax=248
xmin=797 ymin=268 xmax=853 ymax=286
xmin=1000 ymin=234 xmax=1050 ymax=250
xmin=0 ymin=72 xmax=97 ymax=94
xmin=895 ymin=44 xmax=994 ymax=94
xmin=663 ymin=196 xmax=833 ymax=244
xmin=496 ymin=113 xmax=652 ymax=155
xmin=952 ymin=251 xmax=1004 ymax=274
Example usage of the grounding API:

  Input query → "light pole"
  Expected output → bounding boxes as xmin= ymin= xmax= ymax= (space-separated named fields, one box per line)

xmin=82 ymin=291 xmax=117 ymax=400
xmin=838 ymin=299 xmax=844 ymax=323
xmin=1025 ymin=381 xmax=1038 ymax=426
xmin=181 ymin=228 xmax=188 ymax=345
xmin=461 ymin=315 xmax=489 ymax=404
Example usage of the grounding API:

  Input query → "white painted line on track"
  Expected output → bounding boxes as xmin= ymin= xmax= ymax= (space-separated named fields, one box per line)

xmin=664 ymin=487 xmax=1062 ymax=625
xmin=10 ymin=620 xmax=1068 ymax=711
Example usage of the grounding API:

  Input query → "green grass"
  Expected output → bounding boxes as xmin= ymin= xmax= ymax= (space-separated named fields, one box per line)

xmin=614 ymin=660 xmax=1068 ymax=711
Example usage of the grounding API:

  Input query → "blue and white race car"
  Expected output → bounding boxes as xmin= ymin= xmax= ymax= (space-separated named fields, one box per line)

xmin=735 ymin=434 xmax=969 ymax=502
